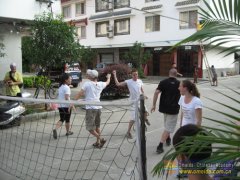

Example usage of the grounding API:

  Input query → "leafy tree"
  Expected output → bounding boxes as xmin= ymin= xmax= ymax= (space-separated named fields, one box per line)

xmin=27 ymin=13 xmax=82 ymax=71
xmin=22 ymin=36 xmax=34 ymax=72
xmin=79 ymin=46 xmax=97 ymax=69
xmin=153 ymin=0 xmax=240 ymax=178
xmin=22 ymin=13 xmax=82 ymax=106
xmin=123 ymin=41 xmax=152 ymax=70
xmin=0 ymin=36 xmax=5 ymax=57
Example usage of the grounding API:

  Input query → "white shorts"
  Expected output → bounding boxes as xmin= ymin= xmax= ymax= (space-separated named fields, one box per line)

xmin=129 ymin=105 xmax=148 ymax=122
xmin=163 ymin=114 xmax=178 ymax=133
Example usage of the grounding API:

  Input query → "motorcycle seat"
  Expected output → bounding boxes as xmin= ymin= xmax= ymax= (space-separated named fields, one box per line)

xmin=0 ymin=101 xmax=19 ymax=113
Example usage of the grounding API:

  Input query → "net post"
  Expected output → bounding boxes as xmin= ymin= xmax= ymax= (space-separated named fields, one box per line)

xmin=139 ymin=94 xmax=147 ymax=180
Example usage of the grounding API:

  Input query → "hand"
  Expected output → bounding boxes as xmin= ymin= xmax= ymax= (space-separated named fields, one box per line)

xmin=7 ymin=81 xmax=13 ymax=86
xmin=106 ymin=73 xmax=111 ymax=79
xmin=151 ymin=106 xmax=155 ymax=113
xmin=144 ymin=95 xmax=148 ymax=100
xmin=112 ymin=70 xmax=116 ymax=76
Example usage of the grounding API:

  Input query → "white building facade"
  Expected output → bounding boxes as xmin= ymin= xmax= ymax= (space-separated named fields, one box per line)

xmin=62 ymin=0 xmax=238 ymax=78
xmin=0 ymin=0 xmax=61 ymax=80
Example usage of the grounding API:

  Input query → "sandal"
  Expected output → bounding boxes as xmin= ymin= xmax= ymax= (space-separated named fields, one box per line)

xmin=66 ymin=131 xmax=73 ymax=136
xmin=99 ymin=138 xmax=106 ymax=148
xmin=93 ymin=139 xmax=107 ymax=149
xmin=93 ymin=142 xmax=100 ymax=147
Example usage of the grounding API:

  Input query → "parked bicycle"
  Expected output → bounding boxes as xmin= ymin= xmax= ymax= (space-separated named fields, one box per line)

xmin=33 ymin=78 xmax=59 ymax=99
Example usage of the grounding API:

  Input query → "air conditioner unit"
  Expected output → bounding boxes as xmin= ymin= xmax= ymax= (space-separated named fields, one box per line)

xmin=107 ymin=32 xmax=113 ymax=38
xmin=107 ymin=25 xmax=113 ymax=32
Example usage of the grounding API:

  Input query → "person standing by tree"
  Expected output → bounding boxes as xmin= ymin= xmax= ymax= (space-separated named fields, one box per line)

xmin=4 ymin=63 xmax=23 ymax=97
xmin=113 ymin=68 xmax=145 ymax=139
xmin=151 ymin=68 xmax=181 ymax=154
xmin=53 ymin=73 xmax=73 ymax=139
xmin=211 ymin=65 xmax=218 ymax=86
xmin=178 ymin=80 xmax=203 ymax=127
xmin=75 ymin=70 xmax=111 ymax=148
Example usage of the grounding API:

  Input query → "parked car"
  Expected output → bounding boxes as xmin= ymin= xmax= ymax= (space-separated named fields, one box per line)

xmin=37 ymin=63 xmax=82 ymax=88
xmin=64 ymin=63 xmax=82 ymax=87
xmin=96 ymin=62 xmax=117 ymax=74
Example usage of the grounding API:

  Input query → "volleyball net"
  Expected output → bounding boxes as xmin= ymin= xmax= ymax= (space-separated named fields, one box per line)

xmin=0 ymin=95 xmax=147 ymax=180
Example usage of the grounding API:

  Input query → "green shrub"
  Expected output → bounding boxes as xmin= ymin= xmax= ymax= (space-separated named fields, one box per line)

xmin=98 ymin=64 xmax=131 ymax=98
xmin=23 ymin=76 xmax=51 ymax=88
xmin=137 ymin=67 xmax=145 ymax=79
xmin=23 ymin=77 xmax=34 ymax=88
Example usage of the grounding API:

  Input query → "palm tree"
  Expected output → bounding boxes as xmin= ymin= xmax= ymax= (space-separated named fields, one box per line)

xmin=152 ymin=0 xmax=240 ymax=178
xmin=173 ymin=0 xmax=240 ymax=58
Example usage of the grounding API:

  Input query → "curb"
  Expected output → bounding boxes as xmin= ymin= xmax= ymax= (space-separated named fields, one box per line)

xmin=22 ymin=110 xmax=57 ymax=122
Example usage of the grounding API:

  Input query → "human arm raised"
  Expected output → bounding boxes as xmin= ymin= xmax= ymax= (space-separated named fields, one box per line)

xmin=112 ymin=70 xmax=127 ymax=87
xmin=105 ymin=73 xmax=111 ymax=86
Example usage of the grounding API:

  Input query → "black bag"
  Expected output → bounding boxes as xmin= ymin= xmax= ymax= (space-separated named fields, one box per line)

xmin=9 ymin=71 xmax=23 ymax=89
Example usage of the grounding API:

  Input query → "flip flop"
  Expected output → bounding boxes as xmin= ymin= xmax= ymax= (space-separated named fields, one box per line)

xmin=99 ymin=138 xmax=106 ymax=148
xmin=92 ymin=142 xmax=100 ymax=147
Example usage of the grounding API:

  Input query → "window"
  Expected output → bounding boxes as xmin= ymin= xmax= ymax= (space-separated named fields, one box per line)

xmin=62 ymin=6 xmax=71 ymax=18
xmin=76 ymin=2 xmax=85 ymax=16
xmin=145 ymin=15 xmax=160 ymax=32
xmin=96 ymin=21 xmax=109 ymax=37
xmin=77 ymin=26 xmax=86 ymax=39
xmin=114 ymin=18 xmax=130 ymax=35
xmin=96 ymin=0 xmax=108 ymax=12
xmin=114 ymin=0 xmax=130 ymax=9
xmin=179 ymin=10 xmax=197 ymax=29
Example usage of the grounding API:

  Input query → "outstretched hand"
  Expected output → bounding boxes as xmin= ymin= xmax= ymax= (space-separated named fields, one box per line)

xmin=106 ymin=73 xmax=111 ymax=79
xmin=112 ymin=70 xmax=116 ymax=76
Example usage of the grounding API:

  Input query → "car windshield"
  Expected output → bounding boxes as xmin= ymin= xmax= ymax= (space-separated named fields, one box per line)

xmin=67 ymin=63 xmax=80 ymax=71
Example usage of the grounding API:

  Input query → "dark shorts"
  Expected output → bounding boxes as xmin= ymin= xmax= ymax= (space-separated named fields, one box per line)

xmin=58 ymin=107 xmax=71 ymax=123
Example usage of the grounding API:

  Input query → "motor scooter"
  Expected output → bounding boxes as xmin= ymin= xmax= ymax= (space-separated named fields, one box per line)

xmin=0 ymin=92 xmax=31 ymax=128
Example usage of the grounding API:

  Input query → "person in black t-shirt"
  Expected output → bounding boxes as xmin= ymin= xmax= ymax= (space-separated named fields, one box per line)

xmin=151 ymin=68 xmax=181 ymax=154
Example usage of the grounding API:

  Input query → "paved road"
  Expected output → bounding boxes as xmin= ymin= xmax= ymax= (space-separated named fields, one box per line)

xmin=0 ymin=75 xmax=239 ymax=180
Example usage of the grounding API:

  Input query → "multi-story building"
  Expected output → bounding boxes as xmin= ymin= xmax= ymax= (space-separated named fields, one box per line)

xmin=61 ymin=0 xmax=239 ymax=78
xmin=0 ymin=0 xmax=61 ymax=80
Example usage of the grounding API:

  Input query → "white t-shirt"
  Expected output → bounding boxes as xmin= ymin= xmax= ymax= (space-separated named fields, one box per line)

xmin=178 ymin=95 xmax=203 ymax=126
xmin=81 ymin=81 xmax=107 ymax=109
xmin=125 ymin=79 xmax=143 ymax=101
xmin=58 ymin=84 xmax=71 ymax=108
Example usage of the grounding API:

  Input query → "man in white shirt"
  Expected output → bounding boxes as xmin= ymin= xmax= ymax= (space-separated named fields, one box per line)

xmin=113 ymin=68 xmax=145 ymax=139
xmin=75 ymin=70 xmax=111 ymax=148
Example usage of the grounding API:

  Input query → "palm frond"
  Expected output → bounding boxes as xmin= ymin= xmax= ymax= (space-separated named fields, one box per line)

xmin=152 ymin=85 xmax=240 ymax=178
xmin=169 ymin=0 xmax=240 ymax=56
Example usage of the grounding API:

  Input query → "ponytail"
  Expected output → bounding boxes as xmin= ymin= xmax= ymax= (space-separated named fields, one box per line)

xmin=182 ymin=80 xmax=200 ymax=98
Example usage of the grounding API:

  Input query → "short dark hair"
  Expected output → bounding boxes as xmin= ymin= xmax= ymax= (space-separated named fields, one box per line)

xmin=173 ymin=124 xmax=212 ymax=163
xmin=131 ymin=68 xmax=138 ymax=73
xmin=60 ymin=73 xmax=70 ymax=86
